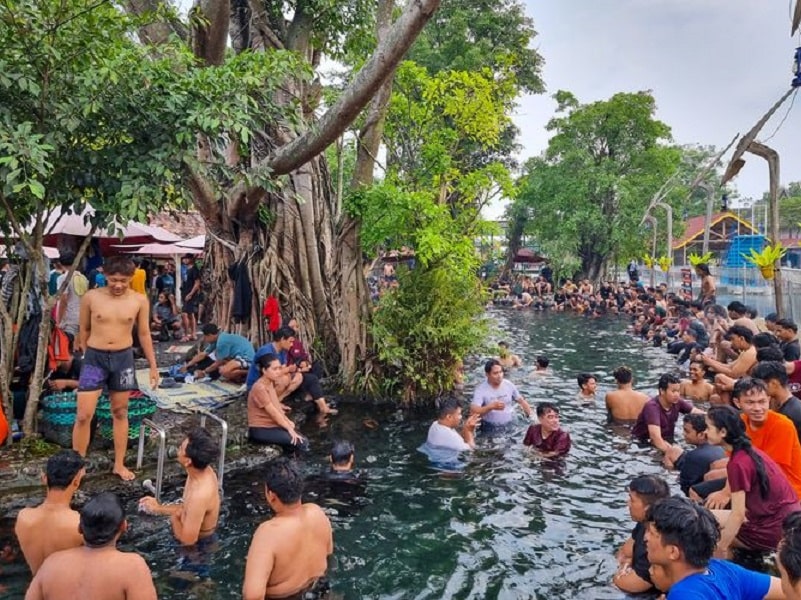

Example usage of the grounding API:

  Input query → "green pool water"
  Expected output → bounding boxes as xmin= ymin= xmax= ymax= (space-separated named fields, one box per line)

xmin=2 ymin=310 xmax=681 ymax=599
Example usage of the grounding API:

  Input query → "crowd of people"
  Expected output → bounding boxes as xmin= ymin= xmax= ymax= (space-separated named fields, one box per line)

xmin=17 ymin=253 xmax=801 ymax=599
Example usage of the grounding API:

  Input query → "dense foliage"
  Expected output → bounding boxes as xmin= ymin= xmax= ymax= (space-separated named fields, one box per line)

xmin=511 ymin=91 xmax=686 ymax=281
xmin=0 ymin=0 xmax=299 ymax=431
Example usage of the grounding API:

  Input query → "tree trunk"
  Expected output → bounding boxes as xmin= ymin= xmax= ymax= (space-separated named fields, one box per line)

xmin=184 ymin=0 xmax=442 ymax=386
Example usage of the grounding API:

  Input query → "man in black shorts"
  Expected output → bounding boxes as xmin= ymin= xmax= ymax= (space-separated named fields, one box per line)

xmin=73 ymin=256 xmax=158 ymax=481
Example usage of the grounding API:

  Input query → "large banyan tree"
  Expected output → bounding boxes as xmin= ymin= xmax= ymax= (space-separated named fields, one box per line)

xmin=128 ymin=0 xmax=443 ymax=386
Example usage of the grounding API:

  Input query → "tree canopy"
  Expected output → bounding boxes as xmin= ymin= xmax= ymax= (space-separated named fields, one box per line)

xmin=512 ymin=91 xmax=687 ymax=280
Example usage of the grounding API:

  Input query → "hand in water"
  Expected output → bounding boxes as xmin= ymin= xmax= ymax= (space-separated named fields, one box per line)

xmin=138 ymin=496 xmax=159 ymax=514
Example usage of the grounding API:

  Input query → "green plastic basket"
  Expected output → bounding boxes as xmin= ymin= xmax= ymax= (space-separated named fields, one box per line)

xmin=40 ymin=392 xmax=156 ymax=447
xmin=96 ymin=395 xmax=157 ymax=440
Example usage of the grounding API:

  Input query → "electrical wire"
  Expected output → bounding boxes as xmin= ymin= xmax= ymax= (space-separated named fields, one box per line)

xmin=761 ymin=88 xmax=798 ymax=143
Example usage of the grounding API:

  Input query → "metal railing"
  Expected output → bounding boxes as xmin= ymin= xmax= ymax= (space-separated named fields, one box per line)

xmin=136 ymin=418 xmax=166 ymax=502
xmin=198 ymin=410 xmax=228 ymax=492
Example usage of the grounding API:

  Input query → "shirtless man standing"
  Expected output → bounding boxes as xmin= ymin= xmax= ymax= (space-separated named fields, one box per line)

xmin=680 ymin=360 xmax=714 ymax=404
xmin=72 ymin=256 xmax=159 ymax=481
xmin=605 ymin=366 xmax=648 ymax=423
xmin=15 ymin=450 xmax=85 ymax=575
xmin=243 ymin=458 xmax=333 ymax=600
xmin=139 ymin=427 xmax=220 ymax=545
xmin=25 ymin=492 xmax=157 ymax=600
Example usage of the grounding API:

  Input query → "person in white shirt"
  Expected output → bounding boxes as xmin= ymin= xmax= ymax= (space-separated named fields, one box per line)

xmin=426 ymin=398 xmax=480 ymax=451
xmin=470 ymin=359 xmax=532 ymax=428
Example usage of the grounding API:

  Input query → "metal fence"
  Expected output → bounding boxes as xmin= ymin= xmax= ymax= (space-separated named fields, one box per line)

xmin=640 ymin=266 xmax=801 ymax=320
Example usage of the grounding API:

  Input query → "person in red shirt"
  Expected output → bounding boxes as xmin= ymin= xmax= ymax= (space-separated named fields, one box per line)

xmin=523 ymin=402 xmax=571 ymax=458
xmin=705 ymin=404 xmax=800 ymax=556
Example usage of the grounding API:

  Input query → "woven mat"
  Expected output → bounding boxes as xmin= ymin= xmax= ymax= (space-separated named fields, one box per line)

xmin=135 ymin=369 xmax=244 ymax=414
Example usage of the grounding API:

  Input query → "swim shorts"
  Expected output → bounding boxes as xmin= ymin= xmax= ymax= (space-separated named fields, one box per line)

xmin=269 ymin=577 xmax=331 ymax=600
xmin=182 ymin=296 xmax=200 ymax=315
xmin=78 ymin=347 xmax=137 ymax=392
xmin=232 ymin=356 xmax=252 ymax=370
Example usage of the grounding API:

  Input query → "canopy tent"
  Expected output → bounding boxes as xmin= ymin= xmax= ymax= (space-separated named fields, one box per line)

xmin=513 ymin=248 xmax=547 ymax=264
xmin=41 ymin=205 xmax=181 ymax=245
xmin=176 ymin=234 xmax=205 ymax=249
xmin=114 ymin=242 xmax=202 ymax=256
xmin=0 ymin=245 xmax=59 ymax=259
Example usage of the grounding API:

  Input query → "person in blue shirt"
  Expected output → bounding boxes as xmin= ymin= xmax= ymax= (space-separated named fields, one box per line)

xmin=645 ymin=495 xmax=784 ymax=599
xmin=246 ymin=326 xmax=302 ymax=398
xmin=192 ymin=324 xmax=254 ymax=384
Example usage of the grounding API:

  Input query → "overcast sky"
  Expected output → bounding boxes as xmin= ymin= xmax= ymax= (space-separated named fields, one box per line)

xmin=511 ymin=0 xmax=801 ymax=214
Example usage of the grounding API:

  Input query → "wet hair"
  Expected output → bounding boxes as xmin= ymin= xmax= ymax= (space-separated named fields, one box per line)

xmin=727 ymin=300 xmax=747 ymax=314
xmin=725 ymin=324 xmax=753 ymax=344
xmin=103 ymin=255 xmax=135 ymax=277
xmin=707 ymin=405 xmax=770 ymax=499
xmin=576 ymin=373 xmax=595 ymax=388
xmin=684 ymin=413 xmax=707 ymax=434
xmin=536 ymin=355 xmax=549 ymax=369
xmin=330 ymin=440 xmax=354 ymax=465
xmin=706 ymin=304 xmax=728 ymax=319
xmin=184 ymin=427 xmax=218 ymax=470
xmin=657 ymin=372 xmax=681 ymax=391
xmin=777 ymin=318 xmax=799 ymax=333
xmin=45 ymin=450 xmax=85 ymax=489
xmin=484 ymin=359 xmax=502 ymax=374
xmin=695 ymin=263 xmax=711 ymax=276
xmin=753 ymin=332 xmax=780 ymax=349
xmin=612 ymin=366 xmax=633 ymax=384
xmin=765 ymin=313 xmax=778 ymax=324
xmin=201 ymin=323 xmax=220 ymax=336
xmin=751 ymin=361 xmax=789 ymax=387
xmin=732 ymin=376 xmax=768 ymax=400
xmin=273 ymin=326 xmax=296 ymax=342
xmin=437 ymin=397 xmax=462 ymax=419
xmin=646 ymin=495 xmax=720 ymax=569
xmin=757 ymin=346 xmax=785 ymax=362
xmin=689 ymin=359 xmax=706 ymax=372
xmin=498 ymin=341 xmax=509 ymax=349
xmin=536 ymin=402 xmax=559 ymax=418
xmin=80 ymin=492 xmax=125 ymax=547
xmin=257 ymin=352 xmax=280 ymax=371
xmin=780 ymin=511 xmax=801 ymax=586
xmin=58 ymin=254 xmax=75 ymax=267
xmin=262 ymin=457 xmax=303 ymax=504
xmin=628 ymin=474 xmax=670 ymax=507
xmin=746 ymin=306 xmax=758 ymax=319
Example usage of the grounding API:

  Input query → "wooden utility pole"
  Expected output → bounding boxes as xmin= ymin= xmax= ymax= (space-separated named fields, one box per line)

xmin=746 ymin=141 xmax=784 ymax=317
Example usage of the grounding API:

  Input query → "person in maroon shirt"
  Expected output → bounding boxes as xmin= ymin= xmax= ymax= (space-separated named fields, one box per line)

xmin=523 ymin=402 xmax=571 ymax=458
xmin=705 ymin=405 xmax=801 ymax=556
xmin=631 ymin=372 xmax=703 ymax=454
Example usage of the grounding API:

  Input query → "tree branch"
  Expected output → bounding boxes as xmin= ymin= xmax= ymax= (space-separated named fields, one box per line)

xmin=265 ymin=0 xmax=442 ymax=176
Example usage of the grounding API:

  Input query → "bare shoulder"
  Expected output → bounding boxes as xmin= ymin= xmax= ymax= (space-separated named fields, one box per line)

xmin=304 ymin=502 xmax=331 ymax=524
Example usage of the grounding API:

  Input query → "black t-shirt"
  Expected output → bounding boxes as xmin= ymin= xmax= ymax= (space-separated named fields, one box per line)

xmin=779 ymin=395 xmax=801 ymax=442
xmin=181 ymin=266 xmax=200 ymax=296
xmin=783 ymin=339 xmax=801 ymax=361
xmin=631 ymin=522 xmax=652 ymax=584
xmin=675 ymin=443 xmax=726 ymax=495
